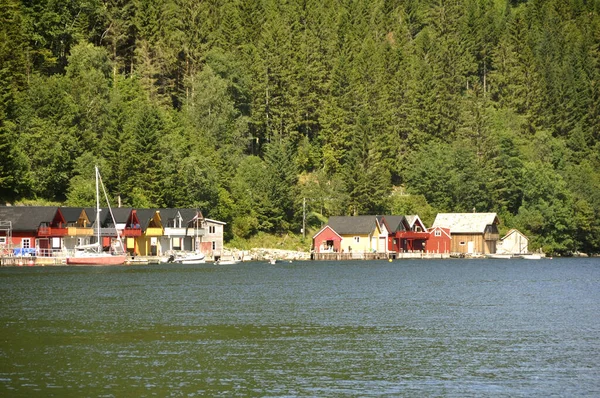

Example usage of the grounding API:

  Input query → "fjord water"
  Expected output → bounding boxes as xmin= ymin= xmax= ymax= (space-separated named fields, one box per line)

xmin=1 ymin=259 xmax=599 ymax=397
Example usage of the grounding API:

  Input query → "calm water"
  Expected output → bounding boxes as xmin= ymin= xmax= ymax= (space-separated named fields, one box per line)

xmin=1 ymin=258 xmax=599 ymax=397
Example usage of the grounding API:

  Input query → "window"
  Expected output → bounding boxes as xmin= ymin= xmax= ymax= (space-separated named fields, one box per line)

xmin=0 ymin=237 xmax=6 ymax=245
xmin=173 ymin=238 xmax=181 ymax=250
xmin=415 ymin=226 xmax=422 ymax=232
xmin=52 ymin=237 xmax=61 ymax=249
xmin=353 ymin=236 xmax=360 ymax=243
xmin=459 ymin=241 xmax=466 ymax=246
xmin=209 ymin=225 xmax=216 ymax=234
xmin=22 ymin=238 xmax=31 ymax=249
xmin=435 ymin=230 xmax=441 ymax=237
xmin=212 ymin=241 xmax=216 ymax=250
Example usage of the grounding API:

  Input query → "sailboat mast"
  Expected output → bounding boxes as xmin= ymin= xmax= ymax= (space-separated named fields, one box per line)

xmin=95 ymin=165 xmax=101 ymax=253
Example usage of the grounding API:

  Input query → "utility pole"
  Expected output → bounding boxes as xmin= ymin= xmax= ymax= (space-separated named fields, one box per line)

xmin=302 ymin=197 xmax=306 ymax=240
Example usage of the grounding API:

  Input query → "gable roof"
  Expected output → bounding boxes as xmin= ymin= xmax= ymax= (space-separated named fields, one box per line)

xmin=204 ymin=218 xmax=226 ymax=226
xmin=501 ymin=228 xmax=528 ymax=242
xmin=135 ymin=209 xmax=160 ymax=231
xmin=60 ymin=207 xmax=86 ymax=223
xmin=0 ymin=206 xmax=60 ymax=231
xmin=428 ymin=226 xmax=452 ymax=239
xmin=84 ymin=207 xmax=111 ymax=225
xmin=327 ymin=215 xmax=378 ymax=235
xmin=405 ymin=215 xmax=426 ymax=230
xmin=312 ymin=224 xmax=343 ymax=240
xmin=111 ymin=207 xmax=134 ymax=223
xmin=377 ymin=215 xmax=407 ymax=233
xmin=432 ymin=213 xmax=499 ymax=234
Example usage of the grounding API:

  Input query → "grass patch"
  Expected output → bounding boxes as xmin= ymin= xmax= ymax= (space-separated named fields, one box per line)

xmin=227 ymin=231 xmax=314 ymax=252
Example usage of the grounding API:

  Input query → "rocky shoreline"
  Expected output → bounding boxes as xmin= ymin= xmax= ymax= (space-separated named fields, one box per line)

xmin=233 ymin=248 xmax=311 ymax=262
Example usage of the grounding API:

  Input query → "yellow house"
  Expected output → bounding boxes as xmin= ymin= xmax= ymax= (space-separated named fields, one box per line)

xmin=327 ymin=216 xmax=384 ymax=254
xmin=135 ymin=209 xmax=164 ymax=256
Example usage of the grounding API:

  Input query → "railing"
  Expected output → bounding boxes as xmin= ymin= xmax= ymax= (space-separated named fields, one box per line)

xmin=187 ymin=228 xmax=205 ymax=237
xmin=164 ymin=227 xmax=188 ymax=236
xmin=145 ymin=227 xmax=164 ymax=236
xmin=397 ymin=231 xmax=430 ymax=240
xmin=99 ymin=227 xmax=121 ymax=236
xmin=66 ymin=227 xmax=94 ymax=236
xmin=37 ymin=227 xmax=68 ymax=237
xmin=121 ymin=228 xmax=142 ymax=237
xmin=35 ymin=248 xmax=68 ymax=257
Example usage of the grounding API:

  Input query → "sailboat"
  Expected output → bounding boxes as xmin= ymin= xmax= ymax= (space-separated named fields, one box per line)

xmin=66 ymin=166 xmax=128 ymax=265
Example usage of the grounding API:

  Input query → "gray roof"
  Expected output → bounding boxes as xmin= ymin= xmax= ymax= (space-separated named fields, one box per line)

xmin=84 ymin=207 xmax=111 ymax=225
xmin=378 ymin=215 xmax=407 ymax=232
xmin=432 ymin=213 xmax=499 ymax=234
xmin=60 ymin=207 xmax=86 ymax=223
xmin=135 ymin=209 xmax=159 ymax=230
xmin=0 ymin=206 xmax=59 ymax=231
xmin=327 ymin=215 xmax=378 ymax=235
xmin=112 ymin=208 xmax=133 ymax=223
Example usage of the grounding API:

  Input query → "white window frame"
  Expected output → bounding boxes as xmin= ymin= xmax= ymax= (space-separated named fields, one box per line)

xmin=212 ymin=241 xmax=216 ymax=250
xmin=435 ymin=230 xmax=441 ymax=237
xmin=209 ymin=225 xmax=216 ymax=234
xmin=22 ymin=238 xmax=31 ymax=249
xmin=459 ymin=241 xmax=466 ymax=246
xmin=0 ymin=237 xmax=6 ymax=244
xmin=353 ymin=236 xmax=360 ymax=243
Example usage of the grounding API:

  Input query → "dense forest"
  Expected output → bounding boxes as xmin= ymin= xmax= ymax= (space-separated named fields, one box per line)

xmin=1 ymin=0 xmax=599 ymax=254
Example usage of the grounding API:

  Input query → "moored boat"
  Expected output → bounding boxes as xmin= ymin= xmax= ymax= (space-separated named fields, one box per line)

xmin=486 ymin=253 xmax=512 ymax=259
xmin=66 ymin=166 xmax=127 ymax=266
xmin=521 ymin=254 xmax=542 ymax=260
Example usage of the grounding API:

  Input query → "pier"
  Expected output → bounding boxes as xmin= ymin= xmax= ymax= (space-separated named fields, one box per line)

xmin=311 ymin=252 xmax=450 ymax=261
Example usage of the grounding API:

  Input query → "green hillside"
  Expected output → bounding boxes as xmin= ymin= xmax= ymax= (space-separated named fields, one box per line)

xmin=1 ymin=0 xmax=599 ymax=254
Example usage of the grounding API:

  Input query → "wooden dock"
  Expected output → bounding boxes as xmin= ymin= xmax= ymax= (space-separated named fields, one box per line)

xmin=311 ymin=252 xmax=450 ymax=261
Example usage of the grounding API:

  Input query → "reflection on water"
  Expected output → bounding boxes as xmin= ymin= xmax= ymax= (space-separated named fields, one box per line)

xmin=1 ymin=259 xmax=599 ymax=396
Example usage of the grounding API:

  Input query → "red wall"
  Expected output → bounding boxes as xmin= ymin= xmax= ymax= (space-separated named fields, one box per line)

xmin=313 ymin=226 xmax=341 ymax=253
xmin=426 ymin=228 xmax=451 ymax=253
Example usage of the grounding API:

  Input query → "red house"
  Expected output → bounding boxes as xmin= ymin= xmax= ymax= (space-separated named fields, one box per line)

xmin=312 ymin=225 xmax=342 ymax=253
xmin=379 ymin=215 xmax=429 ymax=253
xmin=0 ymin=206 xmax=67 ymax=256
xmin=426 ymin=226 xmax=451 ymax=254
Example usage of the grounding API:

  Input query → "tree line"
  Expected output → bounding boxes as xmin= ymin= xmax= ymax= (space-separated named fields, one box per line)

xmin=1 ymin=0 xmax=599 ymax=254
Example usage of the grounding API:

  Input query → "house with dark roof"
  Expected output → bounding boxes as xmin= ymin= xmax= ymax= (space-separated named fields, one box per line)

xmin=111 ymin=208 xmax=142 ymax=254
xmin=160 ymin=208 xmax=203 ymax=253
xmin=0 ymin=206 xmax=67 ymax=256
xmin=61 ymin=207 xmax=94 ymax=250
xmin=134 ymin=209 xmax=162 ymax=256
xmin=432 ymin=213 xmax=500 ymax=255
xmin=377 ymin=215 xmax=429 ymax=253
xmin=325 ymin=215 xmax=384 ymax=254
xmin=1 ymin=205 xmax=227 ymax=259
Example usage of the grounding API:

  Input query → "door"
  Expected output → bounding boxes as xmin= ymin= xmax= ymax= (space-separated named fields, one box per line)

xmin=378 ymin=237 xmax=386 ymax=253
xmin=467 ymin=241 xmax=475 ymax=254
